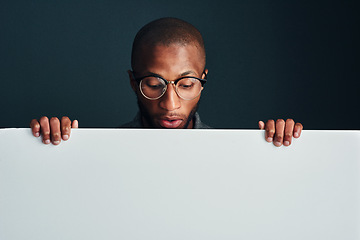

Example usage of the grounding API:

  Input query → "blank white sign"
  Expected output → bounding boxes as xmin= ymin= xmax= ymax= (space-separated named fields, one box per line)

xmin=0 ymin=128 xmax=359 ymax=240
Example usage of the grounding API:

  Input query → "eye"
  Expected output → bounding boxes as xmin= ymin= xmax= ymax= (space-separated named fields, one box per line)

xmin=178 ymin=78 xmax=196 ymax=89
xmin=179 ymin=83 xmax=194 ymax=89
xmin=146 ymin=83 xmax=163 ymax=89
xmin=143 ymin=77 xmax=165 ymax=89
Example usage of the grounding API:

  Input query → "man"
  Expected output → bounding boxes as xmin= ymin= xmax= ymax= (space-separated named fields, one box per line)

xmin=30 ymin=17 xmax=303 ymax=147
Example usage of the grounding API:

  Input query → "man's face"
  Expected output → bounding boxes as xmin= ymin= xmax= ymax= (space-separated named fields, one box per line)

xmin=129 ymin=43 xmax=207 ymax=129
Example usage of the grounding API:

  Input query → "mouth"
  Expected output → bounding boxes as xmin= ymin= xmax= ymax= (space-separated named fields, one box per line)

xmin=158 ymin=118 xmax=183 ymax=128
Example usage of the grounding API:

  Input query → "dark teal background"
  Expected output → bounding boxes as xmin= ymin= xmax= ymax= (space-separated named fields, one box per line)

xmin=1 ymin=1 xmax=359 ymax=129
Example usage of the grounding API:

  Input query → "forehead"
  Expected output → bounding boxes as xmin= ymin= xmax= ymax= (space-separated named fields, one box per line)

xmin=134 ymin=43 xmax=205 ymax=76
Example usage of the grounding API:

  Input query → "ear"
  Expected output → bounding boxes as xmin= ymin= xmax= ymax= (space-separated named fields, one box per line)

xmin=127 ymin=70 xmax=137 ymax=92
xmin=202 ymin=69 xmax=208 ymax=79
xmin=200 ymin=69 xmax=209 ymax=91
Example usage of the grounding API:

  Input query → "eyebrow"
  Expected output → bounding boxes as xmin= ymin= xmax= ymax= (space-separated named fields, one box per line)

xmin=179 ymin=70 xmax=197 ymax=77
xmin=143 ymin=70 xmax=198 ymax=78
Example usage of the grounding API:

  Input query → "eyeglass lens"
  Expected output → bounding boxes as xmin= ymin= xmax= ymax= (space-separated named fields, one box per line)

xmin=140 ymin=77 xmax=203 ymax=100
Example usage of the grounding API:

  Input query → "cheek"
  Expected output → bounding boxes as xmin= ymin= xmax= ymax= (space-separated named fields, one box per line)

xmin=139 ymin=96 xmax=159 ymax=113
xmin=183 ymin=98 xmax=199 ymax=112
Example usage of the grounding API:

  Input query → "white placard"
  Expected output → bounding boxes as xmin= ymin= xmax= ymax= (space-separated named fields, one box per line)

xmin=0 ymin=128 xmax=359 ymax=240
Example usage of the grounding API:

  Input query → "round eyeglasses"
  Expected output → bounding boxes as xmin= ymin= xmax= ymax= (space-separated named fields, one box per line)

xmin=133 ymin=72 xmax=207 ymax=100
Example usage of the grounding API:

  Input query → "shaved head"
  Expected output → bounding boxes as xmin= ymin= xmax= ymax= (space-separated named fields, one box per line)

xmin=131 ymin=17 xmax=206 ymax=71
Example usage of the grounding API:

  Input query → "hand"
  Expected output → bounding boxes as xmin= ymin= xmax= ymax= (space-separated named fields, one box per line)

xmin=258 ymin=119 xmax=303 ymax=147
xmin=30 ymin=116 xmax=78 ymax=145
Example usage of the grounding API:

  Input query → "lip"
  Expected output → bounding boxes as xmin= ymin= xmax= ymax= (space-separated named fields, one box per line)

xmin=158 ymin=117 xmax=183 ymax=128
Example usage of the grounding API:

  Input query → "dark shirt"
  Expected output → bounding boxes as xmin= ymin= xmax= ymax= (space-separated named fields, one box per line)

xmin=120 ymin=112 xmax=211 ymax=129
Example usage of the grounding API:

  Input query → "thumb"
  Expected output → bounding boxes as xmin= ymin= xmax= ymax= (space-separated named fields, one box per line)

xmin=258 ymin=120 xmax=265 ymax=130
xmin=72 ymin=120 xmax=79 ymax=128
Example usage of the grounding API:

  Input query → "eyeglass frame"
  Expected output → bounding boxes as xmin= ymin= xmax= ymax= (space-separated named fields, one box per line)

xmin=130 ymin=70 xmax=207 ymax=100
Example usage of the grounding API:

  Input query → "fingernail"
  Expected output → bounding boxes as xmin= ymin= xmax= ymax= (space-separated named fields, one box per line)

xmin=284 ymin=141 xmax=290 ymax=146
xmin=63 ymin=135 xmax=69 ymax=140
xmin=53 ymin=140 xmax=60 ymax=145
xmin=44 ymin=139 xmax=50 ymax=144
xmin=275 ymin=141 xmax=282 ymax=147
xmin=294 ymin=133 xmax=299 ymax=138
xmin=267 ymin=137 xmax=273 ymax=142
xmin=35 ymin=132 xmax=40 ymax=137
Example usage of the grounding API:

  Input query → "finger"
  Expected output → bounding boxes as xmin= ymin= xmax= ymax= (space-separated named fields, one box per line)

xmin=283 ymin=119 xmax=295 ymax=146
xmin=293 ymin=122 xmax=303 ymax=138
xmin=61 ymin=116 xmax=72 ymax=141
xmin=258 ymin=121 xmax=265 ymax=130
xmin=274 ymin=119 xmax=285 ymax=147
xmin=50 ymin=117 xmax=61 ymax=145
xmin=39 ymin=116 xmax=51 ymax=144
xmin=265 ymin=119 xmax=275 ymax=142
xmin=72 ymin=119 xmax=79 ymax=128
xmin=30 ymin=119 xmax=41 ymax=137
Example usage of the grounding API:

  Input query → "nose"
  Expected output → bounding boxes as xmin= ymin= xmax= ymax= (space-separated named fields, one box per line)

xmin=159 ymin=83 xmax=181 ymax=111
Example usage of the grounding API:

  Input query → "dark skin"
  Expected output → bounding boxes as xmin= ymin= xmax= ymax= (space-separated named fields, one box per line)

xmin=130 ymin=44 xmax=205 ymax=129
xmin=30 ymin=43 xmax=303 ymax=146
